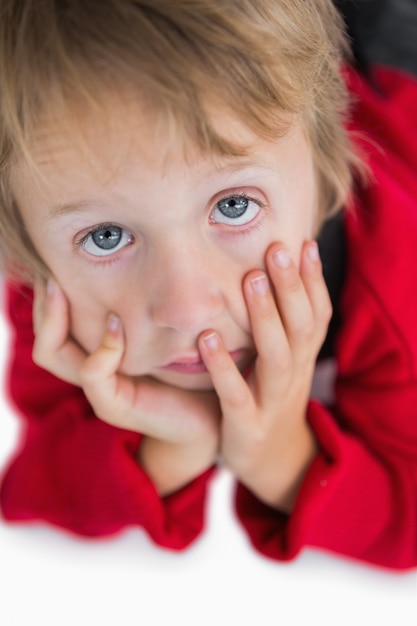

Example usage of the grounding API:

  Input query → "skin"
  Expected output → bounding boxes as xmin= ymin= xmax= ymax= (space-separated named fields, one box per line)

xmin=11 ymin=98 xmax=332 ymax=509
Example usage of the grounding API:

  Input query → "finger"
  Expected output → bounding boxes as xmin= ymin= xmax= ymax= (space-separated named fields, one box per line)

xmin=80 ymin=314 xmax=124 ymax=386
xmin=34 ymin=279 xmax=69 ymax=349
xmin=32 ymin=279 xmax=86 ymax=384
xmin=242 ymin=270 xmax=292 ymax=401
xmin=79 ymin=313 xmax=134 ymax=425
xmin=265 ymin=243 xmax=316 ymax=357
xmin=299 ymin=241 xmax=333 ymax=348
xmin=198 ymin=330 xmax=255 ymax=420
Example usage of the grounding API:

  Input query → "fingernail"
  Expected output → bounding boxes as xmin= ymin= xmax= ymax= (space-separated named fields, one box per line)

xmin=250 ymin=274 xmax=268 ymax=295
xmin=307 ymin=241 xmax=320 ymax=263
xmin=272 ymin=248 xmax=291 ymax=269
xmin=107 ymin=314 xmax=121 ymax=335
xmin=203 ymin=332 xmax=219 ymax=350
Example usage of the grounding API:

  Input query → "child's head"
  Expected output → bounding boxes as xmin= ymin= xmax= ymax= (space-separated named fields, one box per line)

xmin=0 ymin=0 xmax=358 ymax=389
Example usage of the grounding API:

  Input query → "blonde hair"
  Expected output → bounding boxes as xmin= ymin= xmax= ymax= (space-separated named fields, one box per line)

xmin=0 ymin=0 xmax=360 ymax=280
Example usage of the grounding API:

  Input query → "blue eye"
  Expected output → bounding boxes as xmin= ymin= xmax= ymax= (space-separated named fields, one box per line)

xmin=80 ymin=224 xmax=133 ymax=257
xmin=211 ymin=195 xmax=261 ymax=226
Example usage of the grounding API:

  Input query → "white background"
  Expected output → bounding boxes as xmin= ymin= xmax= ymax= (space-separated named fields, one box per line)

xmin=0 ymin=279 xmax=416 ymax=626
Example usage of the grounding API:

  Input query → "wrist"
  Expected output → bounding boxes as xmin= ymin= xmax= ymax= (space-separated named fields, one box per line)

xmin=138 ymin=435 xmax=218 ymax=497
xmin=238 ymin=422 xmax=318 ymax=513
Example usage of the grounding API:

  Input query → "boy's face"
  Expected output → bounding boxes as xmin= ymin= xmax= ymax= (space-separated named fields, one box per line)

xmin=12 ymin=100 xmax=317 ymax=390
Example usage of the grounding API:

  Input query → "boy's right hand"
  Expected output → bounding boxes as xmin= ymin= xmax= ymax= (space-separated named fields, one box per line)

xmin=32 ymin=279 xmax=220 ymax=493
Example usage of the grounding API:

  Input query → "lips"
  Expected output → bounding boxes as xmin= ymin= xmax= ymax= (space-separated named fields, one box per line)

xmin=160 ymin=349 xmax=245 ymax=375
xmin=160 ymin=358 xmax=209 ymax=375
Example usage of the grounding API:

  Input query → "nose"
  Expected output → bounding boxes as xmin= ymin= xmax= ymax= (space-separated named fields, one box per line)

xmin=150 ymin=246 xmax=226 ymax=333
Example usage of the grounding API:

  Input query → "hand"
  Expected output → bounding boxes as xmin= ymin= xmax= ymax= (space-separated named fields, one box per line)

xmin=198 ymin=241 xmax=332 ymax=512
xmin=32 ymin=279 xmax=221 ymax=493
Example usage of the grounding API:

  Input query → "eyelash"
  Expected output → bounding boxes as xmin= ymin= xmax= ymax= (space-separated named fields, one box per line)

xmin=209 ymin=191 xmax=267 ymax=232
xmin=74 ymin=191 xmax=267 ymax=264
xmin=74 ymin=223 xmax=134 ymax=265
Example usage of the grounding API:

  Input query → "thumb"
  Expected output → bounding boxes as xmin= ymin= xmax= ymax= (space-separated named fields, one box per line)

xmin=80 ymin=314 xmax=124 ymax=384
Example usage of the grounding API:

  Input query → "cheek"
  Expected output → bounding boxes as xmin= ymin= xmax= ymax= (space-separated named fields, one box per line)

xmin=66 ymin=290 xmax=108 ymax=354
xmin=220 ymin=239 xmax=270 ymax=332
xmin=60 ymin=271 xmax=151 ymax=360
xmin=276 ymin=195 xmax=317 ymax=267
xmin=56 ymin=272 xmax=123 ymax=353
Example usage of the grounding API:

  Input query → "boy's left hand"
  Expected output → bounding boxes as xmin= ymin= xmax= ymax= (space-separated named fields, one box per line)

xmin=198 ymin=240 xmax=332 ymax=513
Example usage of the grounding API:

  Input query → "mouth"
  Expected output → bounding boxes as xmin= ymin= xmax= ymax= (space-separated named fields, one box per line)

xmin=159 ymin=349 xmax=246 ymax=375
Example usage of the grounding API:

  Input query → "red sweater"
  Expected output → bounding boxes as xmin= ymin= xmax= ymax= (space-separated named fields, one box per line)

xmin=1 ymin=66 xmax=417 ymax=570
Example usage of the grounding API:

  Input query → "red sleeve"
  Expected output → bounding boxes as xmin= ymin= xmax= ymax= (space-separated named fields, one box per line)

xmin=0 ymin=284 xmax=214 ymax=549
xmin=235 ymin=66 xmax=417 ymax=570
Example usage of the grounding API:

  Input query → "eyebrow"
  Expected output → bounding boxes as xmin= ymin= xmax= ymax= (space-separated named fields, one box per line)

xmin=44 ymin=160 xmax=275 ymax=224
xmin=44 ymin=199 xmax=104 ymax=225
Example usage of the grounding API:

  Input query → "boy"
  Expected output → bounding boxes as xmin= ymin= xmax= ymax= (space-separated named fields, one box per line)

xmin=0 ymin=0 xmax=416 ymax=569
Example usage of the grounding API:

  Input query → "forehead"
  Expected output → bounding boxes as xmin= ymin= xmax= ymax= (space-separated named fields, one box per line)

xmin=20 ymin=94 xmax=278 ymax=180
xmin=10 ymin=95 xmax=299 ymax=218
xmin=20 ymin=72 xmax=302 ymax=168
